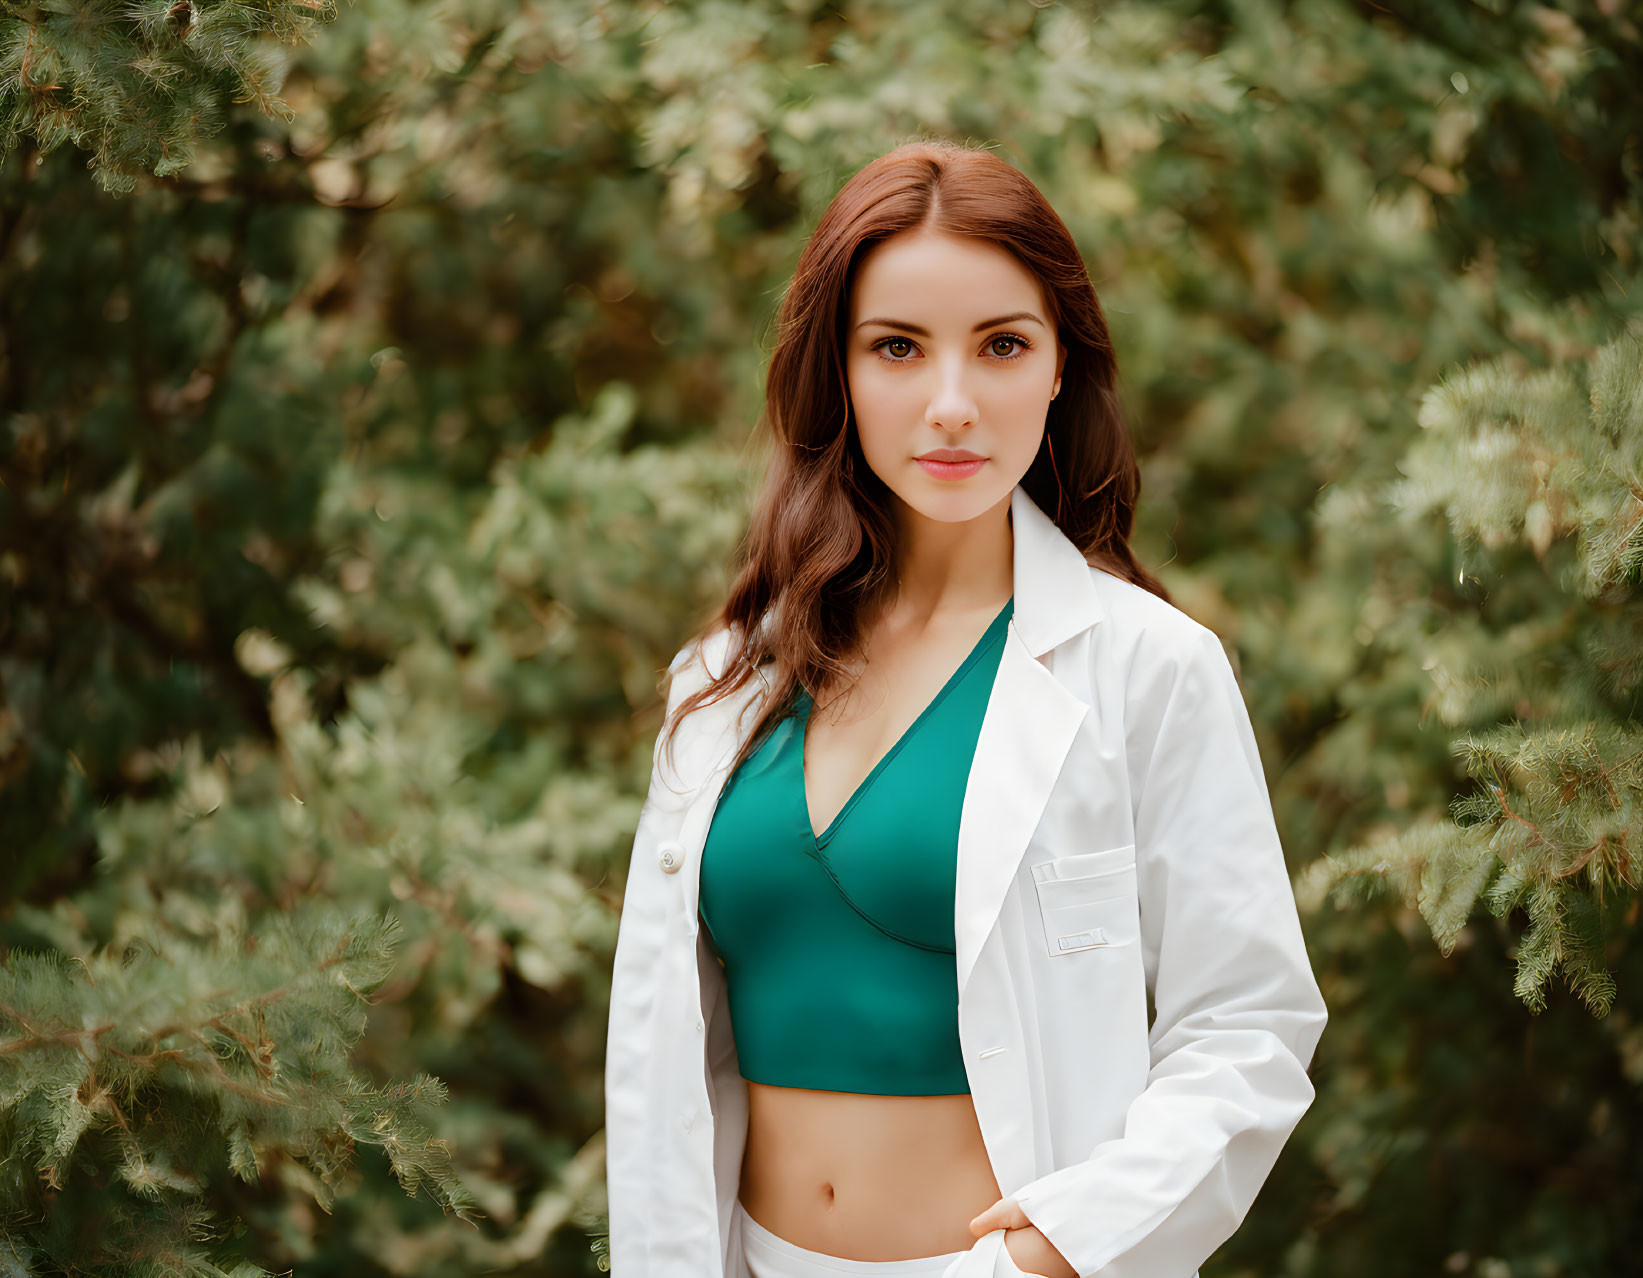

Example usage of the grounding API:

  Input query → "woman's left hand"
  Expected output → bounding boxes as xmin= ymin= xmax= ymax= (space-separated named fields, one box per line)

xmin=968 ymin=1197 xmax=1077 ymax=1278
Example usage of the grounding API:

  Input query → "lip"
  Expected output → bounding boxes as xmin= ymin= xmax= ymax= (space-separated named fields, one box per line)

xmin=917 ymin=449 xmax=986 ymax=463
xmin=916 ymin=452 xmax=987 ymax=480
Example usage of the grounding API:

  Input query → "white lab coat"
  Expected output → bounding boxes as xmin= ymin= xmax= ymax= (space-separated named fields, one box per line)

xmin=604 ymin=483 xmax=1327 ymax=1278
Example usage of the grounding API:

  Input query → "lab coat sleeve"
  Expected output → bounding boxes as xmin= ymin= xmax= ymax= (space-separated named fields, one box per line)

xmin=1010 ymin=625 xmax=1328 ymax=1278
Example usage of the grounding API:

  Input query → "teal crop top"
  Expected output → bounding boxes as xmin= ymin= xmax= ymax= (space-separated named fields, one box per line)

xmin=697 ymin=596 xmax=1014 ymax=1096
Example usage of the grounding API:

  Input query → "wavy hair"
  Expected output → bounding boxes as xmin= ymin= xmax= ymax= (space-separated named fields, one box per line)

xmin=658 ymin=137 xmax=1172 ymax=780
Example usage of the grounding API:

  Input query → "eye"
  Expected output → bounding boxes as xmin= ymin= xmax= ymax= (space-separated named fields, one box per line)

xmin=988 ymin=333 xmax=1032 ymax=360
xmin=868 ymin=333 xmax=1035 ymax=365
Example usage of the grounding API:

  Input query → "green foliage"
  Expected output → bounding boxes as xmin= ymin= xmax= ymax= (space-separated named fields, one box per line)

xmin=1301 ymin=330 xmax=1643 ymax=1014
xmin=0 ymin=907 xmax=475 ymax=1273
xmin=2 ymin=0 xmax=1641 ymax=1274
xmin=0 ymin=0 xmax=341 ymax=194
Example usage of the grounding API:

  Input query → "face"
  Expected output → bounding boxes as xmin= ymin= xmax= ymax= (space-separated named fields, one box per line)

xmin=845 ymin=228 xmax=1066 ymax=526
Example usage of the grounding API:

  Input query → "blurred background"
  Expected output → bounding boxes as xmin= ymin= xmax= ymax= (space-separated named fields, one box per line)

xmin=2 ymin=0 xmax=1640 ymax=1274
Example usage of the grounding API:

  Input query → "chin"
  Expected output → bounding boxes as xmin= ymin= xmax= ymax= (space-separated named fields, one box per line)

xmin=889 ymin=472 xmax=1017 ymax=524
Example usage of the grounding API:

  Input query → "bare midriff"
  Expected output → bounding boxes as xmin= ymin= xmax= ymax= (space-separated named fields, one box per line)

xmin=736 ymin=1080 xmax=1004 ymax=1260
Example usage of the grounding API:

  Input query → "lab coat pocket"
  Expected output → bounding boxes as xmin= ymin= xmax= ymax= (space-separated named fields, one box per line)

xmin=1030 ymin=842 xmax=1138 ymax=957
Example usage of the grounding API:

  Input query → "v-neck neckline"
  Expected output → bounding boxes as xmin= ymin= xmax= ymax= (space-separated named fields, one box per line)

xmin=797 ymin=597 xmax=1013 ymax=847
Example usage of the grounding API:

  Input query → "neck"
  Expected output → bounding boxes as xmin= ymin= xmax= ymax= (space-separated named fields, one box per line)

xmin=887 ymin=493 xmax=1013 ymax=623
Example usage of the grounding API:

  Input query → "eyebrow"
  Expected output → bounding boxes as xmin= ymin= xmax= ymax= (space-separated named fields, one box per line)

xmin=853 ymin=311 xmax=1047 ymax=336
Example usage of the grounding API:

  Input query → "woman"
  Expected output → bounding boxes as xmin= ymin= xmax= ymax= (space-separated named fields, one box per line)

xmin=604 ymin=139 xmax=1327 ymax=1278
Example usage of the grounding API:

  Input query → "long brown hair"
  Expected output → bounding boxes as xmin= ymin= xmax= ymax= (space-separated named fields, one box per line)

xmin=658 ymin=137 xmax=1172 ymax=780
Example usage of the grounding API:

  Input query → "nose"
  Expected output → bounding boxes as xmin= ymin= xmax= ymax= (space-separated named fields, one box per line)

xmin=924 ymin=353 xmax=979 ymax=432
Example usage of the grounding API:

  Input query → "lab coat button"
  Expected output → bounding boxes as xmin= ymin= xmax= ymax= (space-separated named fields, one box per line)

xmin=658 ymin=839 xmax=685 ymax=873
xmin=681 ymin=1108 xmax=696 ymax=1132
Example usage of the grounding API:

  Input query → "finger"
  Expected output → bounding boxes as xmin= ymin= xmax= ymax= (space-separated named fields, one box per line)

xmin=970 ymin=1198 xmax=1027 ymax=1235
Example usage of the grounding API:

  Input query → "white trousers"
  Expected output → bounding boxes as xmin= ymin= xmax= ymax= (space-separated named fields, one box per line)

xmin=734 ymin=1199 xmax=1043 ymax=1278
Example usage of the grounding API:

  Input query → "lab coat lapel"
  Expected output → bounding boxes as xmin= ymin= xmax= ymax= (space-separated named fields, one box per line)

xmin=953 ymin=630 xmax=1089 ymax=998
xmin=954 ymin=484 xmax=1103 ymax=999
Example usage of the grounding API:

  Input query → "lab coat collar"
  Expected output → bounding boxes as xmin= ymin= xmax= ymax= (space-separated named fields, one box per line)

xmin=1006 ymin=481 xmax=1104 ymax=658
